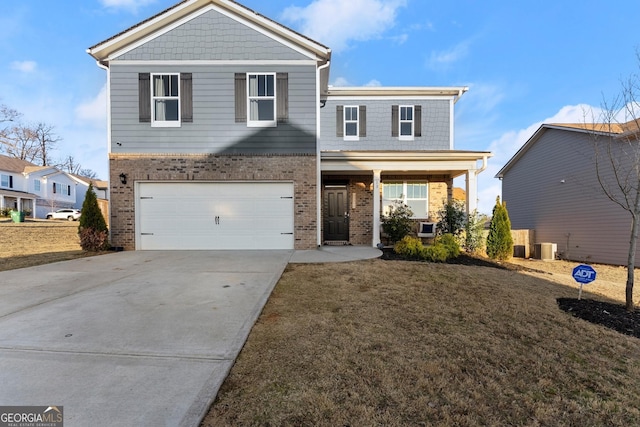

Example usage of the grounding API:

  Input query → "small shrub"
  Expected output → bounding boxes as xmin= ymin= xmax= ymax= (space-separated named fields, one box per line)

xmin=382 ymin=200 xmax=414 ymax=243
xmin=0 ymin=207 xmax=11 ymax=217
xmin=79 ymin=228 xmax=109 ymax=252
xmin=79 ymin=183 xmax=110 ymax=252
xmin=486 ymin=196 xmax=513 ymax=260
xmin=436 ymin=200 xmax=466 ymax=237
xmin=464 ymin=209 xmax=486 ymax=254
xmin=420 ymin=244 xmax=449 ymax=262
xmin=394 ymin=236 xmax=424 ymax=258
xmin=435 ymin=233 xmax=461 ymax=259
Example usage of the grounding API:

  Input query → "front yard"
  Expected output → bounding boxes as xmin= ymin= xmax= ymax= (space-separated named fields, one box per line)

xmin=202 ymin=259 xmax=640 ymax=426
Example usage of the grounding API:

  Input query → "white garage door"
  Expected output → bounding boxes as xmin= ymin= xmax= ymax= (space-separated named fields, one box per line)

xmin=137 ymin=182 xmax=294 ymax=250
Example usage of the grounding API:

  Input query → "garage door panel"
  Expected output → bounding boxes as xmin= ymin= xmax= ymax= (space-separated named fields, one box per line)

xmin=137 ymin=182 xmax=294 ymax=250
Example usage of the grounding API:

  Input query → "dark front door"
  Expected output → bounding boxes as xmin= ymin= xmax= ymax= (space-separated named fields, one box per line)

xmin=323 ymin=185 xmax=349 ymax=241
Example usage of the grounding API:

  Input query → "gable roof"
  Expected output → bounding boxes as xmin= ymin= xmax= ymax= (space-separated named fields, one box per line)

xmin=495 ymin=121 xmax=639 ymax=179
xmin=0 ymin=155 xmax=36 ymax=173
xmin=87 ymin=0 xmax=331 ymax=63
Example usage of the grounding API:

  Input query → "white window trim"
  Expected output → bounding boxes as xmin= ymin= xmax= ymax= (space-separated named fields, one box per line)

xmin=247 ymin=72 xmax=277 ymax=128
xmin=343 ymin=105 xmax=360 ymax=141
xmin=399 ymin=105 xmax=414 ymax=141
xmin=34 ymin=179 xmax=41 ymax=192
xmin=151 ymin=73 xmax=181 ymax=128
xmin=382 ymin=181 xmax=428 ymax=219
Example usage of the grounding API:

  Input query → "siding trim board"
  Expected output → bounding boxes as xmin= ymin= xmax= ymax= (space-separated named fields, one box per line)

xmin=113 ymin=60 xmax=319 ymax=66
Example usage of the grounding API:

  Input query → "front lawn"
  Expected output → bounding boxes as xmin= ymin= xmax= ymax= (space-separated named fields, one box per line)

xmin=202 ymin=258 xmax=640 ymax=426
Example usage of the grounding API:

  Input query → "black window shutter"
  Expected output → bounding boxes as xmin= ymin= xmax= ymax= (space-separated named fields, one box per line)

xmin=336 ymin=105 xmax=344 ymax=137
xmin=277 ymin=73 xmax=288 ymax=123
xmin=180 ymin=73 xmax=193 ymax=123
xmin=235 ymin=73 xmax=247 ymax=123
xmin=359 ymin=105 xmax=367 ymax=137
xmin=9 ymin=176 xmax=13 ymax=189
xmin=53 ymin=183 xmax=56 ymax=194
xmin=391 ymin=105 xmax=399 ymax=137
xmin=414 ymin=105 xmax=422 ymax=137
xmin=68 ymin=185 xmax=71 ymax=196
xmin=139 ymin=73 xmax=151 ymax=123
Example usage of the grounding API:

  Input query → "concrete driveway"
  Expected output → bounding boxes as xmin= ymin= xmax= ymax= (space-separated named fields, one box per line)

xmin=0 ymin=250 xmax=291 ymax=427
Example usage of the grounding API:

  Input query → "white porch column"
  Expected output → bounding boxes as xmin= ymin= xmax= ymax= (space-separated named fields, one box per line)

xmin=372 ymin=169 xmax=382 ymax=247
xmin=17 ymin=197 xmax=22 ymax=212
xmin=466 ymin=170 xmax=478 ymax=214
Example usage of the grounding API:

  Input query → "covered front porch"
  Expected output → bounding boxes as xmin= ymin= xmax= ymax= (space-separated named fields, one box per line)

xmin=319 ymin=151 xmax=492 ymax=247
xmin=0 ymin=189 xmax=37 ymax=218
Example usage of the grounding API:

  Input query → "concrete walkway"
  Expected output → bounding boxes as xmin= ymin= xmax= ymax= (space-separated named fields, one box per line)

xmin=0 ymin=247 xmax=380 ymax=426
xmin=290 ymin=245 xmax=382 ymax=263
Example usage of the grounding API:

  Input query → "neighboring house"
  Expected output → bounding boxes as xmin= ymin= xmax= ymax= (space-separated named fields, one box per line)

xmin=87 ymin=0 xmax=492 ymax=251
xmin=496 ymin=121 xmax=640 ymax=265
xmin=0 ymin=154 xmax=101 ymax=218
xmin=0 ymin=156 xmax=38 ymax=217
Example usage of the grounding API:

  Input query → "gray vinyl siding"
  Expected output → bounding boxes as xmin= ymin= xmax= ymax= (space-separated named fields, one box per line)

xmin=502 ymin=128 xmax=637 ymax=265
xmin=109 ymin=63 xmax=317 ymax=154
xmin=320 ymin=98 xmax=450 ymax=151
xmin=114 ymin=9 xmax=308 ymax=61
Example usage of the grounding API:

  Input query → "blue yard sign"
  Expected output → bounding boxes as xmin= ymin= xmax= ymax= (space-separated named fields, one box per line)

xmin=572 ymin=264 xmax=596 ymax=299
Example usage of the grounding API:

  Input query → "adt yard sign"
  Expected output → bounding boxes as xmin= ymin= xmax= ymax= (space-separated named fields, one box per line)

xmin=573 ymin=264 xmax=596 ymax=299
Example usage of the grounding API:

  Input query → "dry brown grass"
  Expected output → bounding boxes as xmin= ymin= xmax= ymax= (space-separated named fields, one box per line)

xmin=203 ymin=259 xmax=640 ymax=426
xmin=0 ymin=219 xmax=94 ymax=271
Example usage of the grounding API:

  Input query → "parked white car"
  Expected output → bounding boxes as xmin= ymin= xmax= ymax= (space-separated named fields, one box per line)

xmin=46 ymin=209 xmax=81 ymax=221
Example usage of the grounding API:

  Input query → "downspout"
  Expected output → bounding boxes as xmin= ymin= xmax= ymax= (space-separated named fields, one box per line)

xmin=316 ymin=60 xmax=330 ymax=247
xmin=475 ymin=155 xmax=488 ymax=177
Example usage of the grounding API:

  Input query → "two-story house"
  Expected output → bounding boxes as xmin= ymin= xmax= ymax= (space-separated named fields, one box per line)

xmin=87 ymin=0 xmax=491 ymax=251
xmin=0 ymin=154 xmax=97 ymax=219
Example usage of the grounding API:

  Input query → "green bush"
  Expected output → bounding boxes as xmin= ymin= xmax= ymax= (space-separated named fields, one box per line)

xmin=78 ymin=183 xmax=110 ymax=252
xmin=436 ymin=200 xmax=466 ymax=237
xmin=420 ymin=244 xmax=449 ymax=262
xmin=0 ymin=207 xmax=11 ymax=217
xmin=435 ymin=233 xmax=461 ymax=259
xmin=394 ymin=236 xmax=423 ymax=258
xmin=382 ymin=200 xmax=414 ymax=243
xmin=393 ymin=234 xmax=460 ymax=263
xmin=486 ymin=196 xmax=513 ymax=260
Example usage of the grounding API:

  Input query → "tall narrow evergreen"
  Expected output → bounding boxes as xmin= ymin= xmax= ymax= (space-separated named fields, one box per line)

xmin=78 ymin=183 xmax=109 ymax=251
xmin=486 ymin=196 xmax=513 ymax=260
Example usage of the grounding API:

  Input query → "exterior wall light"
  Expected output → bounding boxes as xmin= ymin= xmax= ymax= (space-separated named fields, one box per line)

xmin=119 ymin=173 xmax=127 ymax=185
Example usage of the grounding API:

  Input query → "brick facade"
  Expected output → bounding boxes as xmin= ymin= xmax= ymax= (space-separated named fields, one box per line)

xmin=110 ymin=153 xmax=317 ymax=250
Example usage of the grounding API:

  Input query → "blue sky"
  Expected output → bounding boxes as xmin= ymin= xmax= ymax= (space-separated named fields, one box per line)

xmin=1 ymin=0 xmax=639 ymax=214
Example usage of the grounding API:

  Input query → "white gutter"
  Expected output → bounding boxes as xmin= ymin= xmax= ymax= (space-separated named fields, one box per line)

xmin=316 ymin=60 xmax=330 ymax=247
xmin=95 ymin=61 xmax=111 ymax=155
xmin=476 ymin=155 xmax=488 ymax=176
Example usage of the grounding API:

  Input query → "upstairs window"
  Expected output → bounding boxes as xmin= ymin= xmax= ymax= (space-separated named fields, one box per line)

xmin=235 ymin=73 xmax=288 ymax=126
xmin=138 ymin=73 xmax=192 ymax=126
xmin=34 ymin=179 xmax=41 ymax=192
xmin=391 ymin=105 xmax=422 ymax=140
xmin=248 ymin=73 xmax=276 ymax=127
xmin=336 ymin=105 xmax=366 ymax=140
xmin=1 ymin=174 xmax=13 ymax=189
xmin=52 ymin=183 xmax=71 ymax=196
xmin=152 ymin=73 xmax=180 ymax=127
xmin=399 ymin=106 xmax=414 ymax=139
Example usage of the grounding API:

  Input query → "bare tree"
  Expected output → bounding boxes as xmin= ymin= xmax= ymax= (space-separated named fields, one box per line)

xmin=1 ymin=125 xmax=39 ymax=162
xmin=31 ymin=122 xmax=60 ymax=166
xmin=590 ymin=66 xmax=640 ymax=311
xmin=0 ymin=102 xmax=20 ymax=124
xmin=57 ymin=155 xmax=82 ymax=174
xmin=79 ymin=168 xmax=98 ymax=179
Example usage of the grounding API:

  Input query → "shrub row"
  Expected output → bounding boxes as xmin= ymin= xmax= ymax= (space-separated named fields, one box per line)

xmin=393 ymin=235 xmax=460 ymax=262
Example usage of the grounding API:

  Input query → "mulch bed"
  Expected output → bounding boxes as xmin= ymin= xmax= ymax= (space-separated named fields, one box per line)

xmin=381 ymin=248 xmax=640 ymax=339
xmin=558 ymin=298 xmax=640 ymax=339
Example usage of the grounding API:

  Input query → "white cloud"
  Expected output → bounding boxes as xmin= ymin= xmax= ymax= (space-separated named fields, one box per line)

xmin=428 ymin=40 xmax=470 ymax=70
xmin=364 ymin=79 xmax=382 ymax=87
xmin=75 ymin=85 xmax=107 ymax=125
xmin=281 ymin=0 xmax=407 ymax=53
xmin=475 ymin=103 xmax=601 ymax=215
xmin=100 ymin=0 xmax=157 ymax=12
xmin=331 ymin=77 xmax=352 ymax=87
xmin=10 ymin=60 xmax=37 ymax=73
